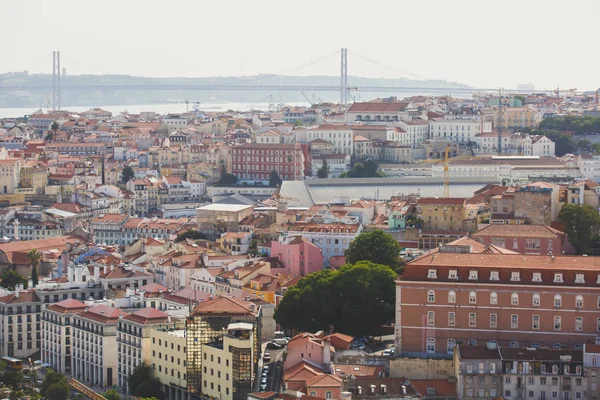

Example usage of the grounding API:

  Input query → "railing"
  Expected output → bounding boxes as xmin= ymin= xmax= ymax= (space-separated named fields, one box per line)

xmin=69 ymin=378 xmax=107 ymax=400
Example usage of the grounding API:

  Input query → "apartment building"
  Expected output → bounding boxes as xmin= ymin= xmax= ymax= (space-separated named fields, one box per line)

xmin=396 ymin=120 xmax=430 ymax=149
xmin=41 ymin=299 xmax=87 ymax=375
xmin=270 ymin=236 xmax=324 ymax=277
xmin=231 ymin=143 xmax=305 ymax=181
xmin=201 ymin=322 xmax=255 ymax=400
xmin=454 ymin=344 xmax=502 ymax=399
xmin=346 ymin=100 xmax=413 ymax=124
xmin=495 ymin=107 xmax=541 ymax=130
xmin=0 ymin=286 xmax=42 ymax=358
xmin=186 ymin=297 xmax=261 ymax=396
xmin=0 ymin=158 xmax=24 ymax=194
xmin=396 ymin=250 xmax=600 ymax=355
xmin=150 ymin=326 xmax=188 ymax=400
xmin=471 ymin=224 xmax=566 ymax=255
xmin=295 ymin=124 xmax=353 ymax=155
xmin=72 ymin=305 xmax=127 ymax=387
xmin=430 ymin=117 xmax=492 ymax=142
xmin=584 ymin=344 xmax=600 ymax=399
xmin=415 ymin=197 xmax=467 ymax=232
xmin=117 ymin=308 xmax=170 ymax=392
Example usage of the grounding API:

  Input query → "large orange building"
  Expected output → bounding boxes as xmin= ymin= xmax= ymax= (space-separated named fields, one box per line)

xmin=395 ymin=250 xmax=600 ymax=356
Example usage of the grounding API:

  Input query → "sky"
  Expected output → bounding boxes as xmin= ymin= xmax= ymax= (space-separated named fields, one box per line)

xmin=2 ymin=0 xmax=599 ymax=91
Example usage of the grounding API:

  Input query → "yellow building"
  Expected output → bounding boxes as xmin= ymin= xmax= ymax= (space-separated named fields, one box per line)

xmin=201 ymin=323 xmax=255 ymax=400
xmin=20 ymin=165 xmax=48 ymax=194
xmin=495 ymin=107 xmax=541 ymax=130
xmin=416 ymin=197 xmax=467 ymax=232
xmin=150 ymin=327 xmax=188 ymax=400
xmin=241 ymin=274 xmax=282 ymax=304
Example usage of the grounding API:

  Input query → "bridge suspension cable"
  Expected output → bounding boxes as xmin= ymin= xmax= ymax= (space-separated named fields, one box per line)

xmin=348 ymin=49 xmax=428 ymax=81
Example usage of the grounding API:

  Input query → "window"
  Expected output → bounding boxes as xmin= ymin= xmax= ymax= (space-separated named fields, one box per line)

xmin=533 ymin=315 xmax=540 ymax=330
xmin=554 ymin=316 xmax=561 ymax=330
xmin=447 ymin=339 xmax=456 ymax=354
xmin=511 ymin=293 xmax=519 ymax=305
xmin=511 ymin=314 xmax=518 ymax=329
xmin=490 ymin=271 xmax=499 ymax=280
xmin=510 ymin=341 xmax=519 ymax=348
xmin=490 ymin=363 xmax=496 ymax=374
xmin=479 ymin=362 xmax=485 ymax=374
xmin=427 ymin=269 xmax=437 ymax=279
xmin=427 ymin=311 xmax=435 ymax=326
xmin=469 ymin=292 xmax=477 ymax=304
xmin=448 ymin=312 xmax=455 ymax=327
xmin=490 ymin=292 xmax=498 ymax=305
xmin=511 ymin=272 xmax=521 ymax=281
xmin=469 ymin=270 xmax=478 ymax=280
xmin=554 ymin=295 xmax=562 ymax=308
xmin=467 ymin=363 xmax=473 ymax=373
xmin=427 ymin=290 xmax=435 ymax=302
xmin=532 ymin=272 xmax=542 ymax=282
xmin=513 ymin=238 xmax=518 ymax=249
xmin=469 ymin=313 xmax=476 ymax=327
xmin=593 ymin=356 xmax=598 ymax=367
xmin=552 ymin=365 xmax=559 ymax=374
xmin=426 ymin=337 xmax=435 ymax=353
xmin=597 ymin=318 xmax=600 ymax=332
xmin=533 ymin=293 xmax=541 ymax=306
xmin=448 ymin=291 xmax=456 ymax=303
xmin=554 ymin=273 xmax=563 ymax=283
xmin=575 ymin=317 xmax=583 ymax=332
xmin=468 ymin=339 xmax=477 ymax=346
xmin=448 ymin=270 xmax=457 ymax=279
xmin=490 ymin=314 xmax=497 ymax=328
xmin=575 ymin=295 xmax=583 ymax=309
xmin=575 ymin=274 xmax=585 ymax=283
xmin=506 ymin=390 xmax=512 ymax=398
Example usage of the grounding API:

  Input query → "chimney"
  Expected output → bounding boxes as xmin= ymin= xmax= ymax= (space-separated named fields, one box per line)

xmin=141 ymin=237 xmax=146 ymax=254
xmin=14 ymin=284 xmax=20 ymax=298
xmin=103 ymin=265 xmax=107 ymax=275
xmin=67 ymin=265 xmax=74 ymax=283
xmin=13 ymin=220 xmax=19 ymax=241
xmin=75 ymin=266 xmax=82 ymax=283
xmin=28 ymin=279 xmax=33 ymax=289
xmin=94 ymin=266 xmax=100 ymax=281
xmin=340 ymin=392 xmax=352 ymax=400
xmin=323 ymin=338 xmax=332 ymax=372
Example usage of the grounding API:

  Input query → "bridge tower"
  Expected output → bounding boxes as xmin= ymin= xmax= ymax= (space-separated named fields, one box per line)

xmin=52 ymin=51 xmax=61 ymax=110
xmin=340 ymin=48 xmax=348 ymax=105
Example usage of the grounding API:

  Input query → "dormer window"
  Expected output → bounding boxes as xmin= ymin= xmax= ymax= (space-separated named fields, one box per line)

xmin=511 ymin=272 xmax=520 ymax=282
xmin=554 ymin=273 xmax=563 ymax=283
xmin=489 ymin=271 xmax=499 ymax=281
xmin=532 ymin=272 xmax=542 ymax=282
xmin=448 ymin=270 xmax=458 ymax=279
xmin=469 ymin=270 xmax=479 ymax=281
xmin=427 ymin=269 xmax=437 ymax=279
xmin=575 ymin=274 xmax=585 ymax=284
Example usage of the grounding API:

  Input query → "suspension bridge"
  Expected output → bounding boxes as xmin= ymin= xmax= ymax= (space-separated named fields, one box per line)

xmin=1 ymin=48 xmax=554 ymax=110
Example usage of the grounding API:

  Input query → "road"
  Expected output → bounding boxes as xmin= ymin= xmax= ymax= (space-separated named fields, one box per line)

xmin=255 ymin=345 xmax=285 ymax=393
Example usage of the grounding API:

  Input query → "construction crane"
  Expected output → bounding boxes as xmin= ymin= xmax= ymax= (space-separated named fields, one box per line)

xmin=299 ymin=90 xmax=314 ymax=106
xmin=443 ymin=145 xmax=450 ymax=198
xmin=554 ymin=87 xmax=577 ymax=98
xmin=497 ymin=88 xmax=504 ymax=155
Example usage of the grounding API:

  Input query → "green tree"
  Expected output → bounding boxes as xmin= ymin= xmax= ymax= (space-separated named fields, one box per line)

xmin=248 ymin=238 xmax=259 ymax=257
xmin=274 ymin=261 xmax=396 ymax=336
xmin=345 ymin=230 xmax=404 ymax=274
xmin=0 ymin=270 xmax=28 ymax=290
xmin=316 ymin=159 xmax=330 ymax=178
xmin=45 ymin=382 xmax=70 ymax=400
xmin=27 ymin=248 xmax=41 ymax=286
xmin=294 ymin=119 xmax=304 ymax=127
xmin=577 ymin=139 xmax=592 ymax=151
xmin=51 ymin=121 xmax=59 ymax=132
xmin=103 ymin=389 xmax=121 ymax=400
xmin=175 ymin=229 xmax=206 ymax=242
xmin=269 ymin=169 xmax=283 ymax=187
xmin=41 ymin=371 xmax=67 ymax=396
xmin=3 ymin=370 xmax=23 ymax=389
xmin=218 ymin=162 xmax=237 ymax=185
xmin=558 ymin=204 xmax=600 ymax=254
xmin=122 ymin=165 xmax=135 ymax=184
xmin=128 ymin=362 xmax=165 ymax=400
xmin=341 ymin=159 xmax=383 ymax=178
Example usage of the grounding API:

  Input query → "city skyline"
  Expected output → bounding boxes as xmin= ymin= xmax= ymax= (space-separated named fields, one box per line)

xmin=2 ymin=0 xmax=600 ymax=91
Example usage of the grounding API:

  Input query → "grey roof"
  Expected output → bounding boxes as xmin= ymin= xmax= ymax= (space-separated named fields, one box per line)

xmin=214 ymin=193 xmax=256 ymax=206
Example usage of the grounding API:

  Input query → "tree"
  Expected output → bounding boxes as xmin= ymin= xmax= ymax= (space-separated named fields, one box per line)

xmin=175 ymin=229 xmax=206 ymax=242
xmin=294 ymin=120 xmax=304 ymax=127
xmin=269 ymin=169 xmax=283 ymax=187
xmin=341 ymin=159 xmax=384 ymax=178
xmin=51 ymin=121 xmax=59 ymax=132
xmin=3 ymin=370 xmax=23 ymax=389
xmin=218 ymin=162 xmax=237 ymax=185
xmin=121 ymin=165 xmax=135 ymax=184
xmin=45 ymin=382 xmax=70 ymax=400
xmin=345 ymin=230 xmax=405 ymax=274
xmin=103 ymin=389 xmax=121 ymax=400
xmin=41 ymin=371 xmax=67 ymax=396
xmin=558 ymin=204 xmax=600 ymax=254
xmin=27 ymin=249 xmax=41 ymax=286
xmin=248 ymin=238 xmax=259 ymax=257
xmin=0 ymin=270 xmax=27 ymax=290
xmin=316 ymin=159 xmax=330 ymax=178
xmin=274 ymin=261 xmax=396 ymax=336
xmin=128 ymin=362 xmax=165 ymax=400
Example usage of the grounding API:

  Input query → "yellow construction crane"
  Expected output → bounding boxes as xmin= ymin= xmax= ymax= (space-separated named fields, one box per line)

xmin=444 ymin=146 xmax=450 ymax=198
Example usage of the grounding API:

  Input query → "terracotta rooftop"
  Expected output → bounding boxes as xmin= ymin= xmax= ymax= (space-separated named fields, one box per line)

xmin=77 ymin=304 xmax=127 ymax=324
xmin=192 ymin=296 xmax=257 ymax=316
xmin=122 ymin=307 xmax=169 ymax=325
xmin=472 ymin=224 xmax=564 ymax=239
xmin=0 ymin=290 xmax=41 ymax=304
xmin=46 ymin=298 xmax=87 ymax=314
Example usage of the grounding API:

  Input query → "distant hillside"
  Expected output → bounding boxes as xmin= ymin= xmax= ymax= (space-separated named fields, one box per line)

xmin=0 ymin=72 xmax=471 ymax=108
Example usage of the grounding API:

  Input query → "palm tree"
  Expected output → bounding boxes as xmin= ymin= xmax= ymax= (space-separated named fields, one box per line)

xmin=27 ymin=249 xmax=41 ymax=286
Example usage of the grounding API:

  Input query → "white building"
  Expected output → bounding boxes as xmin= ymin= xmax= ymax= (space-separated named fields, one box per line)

xmin=190 ymin=268 xmax=221 ymax=294
xmin=430 ymin=118 xmax=492 ymax=143
xmin=311 ymin=154 xmax=351 ymax=177
xmin=163 ymin=115 xmax=189 ymax=132
xmin=346 ymin=99 xmax=414 ymax=124
xmin=295 ymin=124 xmax=353 ymax=155
xmin=117 ymin=308 xmax=170 ymax=392
xmin=72 ymin=304 xmax=127 ymax=388
xmin=396 ymin=120 xmax=430 ymax=148
xmin=41 ymin=298 xmax=87 ymax=375
xmin=0 ymin=286 xmax=42 ymax=358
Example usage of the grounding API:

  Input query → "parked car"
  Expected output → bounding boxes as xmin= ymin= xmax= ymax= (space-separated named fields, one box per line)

xmin=267 ymin=341 xmax=283 ymax=350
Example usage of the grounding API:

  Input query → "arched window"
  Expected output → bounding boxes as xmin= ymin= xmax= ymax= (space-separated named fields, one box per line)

xmin=511 ymin=293 xmax=519 ymax=305
xmin=427 ymin=290 xmax=435 ymax=303
xmin=554 ymin=294 xmax=562 ymax=308
xmin=448 ymin=291 xmax=456 ymax=304
xmin=490 ymin=292 xmax=498 ymax=305
xmin=532 ymin=293 xmax=541 ymax=306
xmin=426 ymin=337 xmax=436 ymax=353
xmin=447 ymin=339 xmax=456 ymax=354
xmin=356 ymin=115 xmax=362 ymax=121
xmin=576 ymin=295 xmax=583 ymax=308
xmin=467 ymin=339 xmax=477 ymax=346
xmin=552 ymin=365 xmax=559 ymax=374
xmin=510 ymin=341 xmax=519 ymax=348
xmin=469 ymin=292 xmax=477 ymax=304
xmin=564 ymin=365 xmax=570 ymax=375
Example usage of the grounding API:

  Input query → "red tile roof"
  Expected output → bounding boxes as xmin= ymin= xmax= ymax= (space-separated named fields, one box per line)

xmin=192 ymin=296 xmax=257 ymax=317
xmin=0 ymin=290 xmax=41 ymax=304
xmin=46 ymin=298 xmax=87 ymax=313
xmin=122 ymin=307 xmax=169 ymax=325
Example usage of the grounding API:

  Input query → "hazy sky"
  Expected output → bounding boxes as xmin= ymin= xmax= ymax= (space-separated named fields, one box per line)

xmin=2 ymin=0 xmax=599 ymax=90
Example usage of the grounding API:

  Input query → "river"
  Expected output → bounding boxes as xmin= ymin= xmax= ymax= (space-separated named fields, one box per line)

xmin=0 ymin=101 xmax=309 ymax=119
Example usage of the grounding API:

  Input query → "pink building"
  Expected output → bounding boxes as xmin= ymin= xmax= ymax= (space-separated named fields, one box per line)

xmin=284 ymin=333 xmax=333 ymax=372
xmin=271 ymin=237 xmax=324 ymax=277
xmin=471 ymin=224 xmax=566 ymax=255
